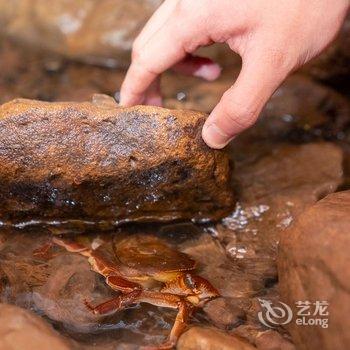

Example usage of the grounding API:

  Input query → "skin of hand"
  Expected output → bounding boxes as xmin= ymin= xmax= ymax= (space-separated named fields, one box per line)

xmin=120 ymin=0 xmax=349 ymax=149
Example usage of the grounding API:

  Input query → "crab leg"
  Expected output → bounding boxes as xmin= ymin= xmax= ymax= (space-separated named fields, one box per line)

xmin=140 ymin=300 xmax=193 ymax=350
xmin=86 ymin=290 xmax=193 ymax=350
xmin=54 ymin=237 xmax=142 ymax=292
xmin=52 ymin=237 xmax=91 ymax=256
xmin=85 ymin=289 xmax=142 ymax=315
xmin=86 ymin=290 xmax=182 ymax=315
xmin=152 ymin=301 xmax=193 ymax=350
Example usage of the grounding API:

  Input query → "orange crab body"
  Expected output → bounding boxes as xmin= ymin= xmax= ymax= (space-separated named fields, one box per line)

xmin=53 ymin=234 xmax=219 ymax=349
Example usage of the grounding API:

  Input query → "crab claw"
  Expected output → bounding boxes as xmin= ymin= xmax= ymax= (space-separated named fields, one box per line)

xmin=84 ymin=298 xmax=123 ymax=316
xmin=83 ymin=289 xmax=142 ymax=316
xmin=161 ymin=273 xmax=220 ymax=305
xmin=184 ymin=274 xmax=220 ymax=304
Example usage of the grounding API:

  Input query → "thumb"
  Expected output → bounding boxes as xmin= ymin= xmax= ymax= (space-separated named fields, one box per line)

xmin=202 ymin=53 xmax=291 ymax=149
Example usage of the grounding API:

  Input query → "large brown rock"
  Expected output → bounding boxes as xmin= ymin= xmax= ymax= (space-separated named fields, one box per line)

xmin=0 ymin=303 xmax=73 ymax=350
xmin=278 ymin=191 xmax=350 ymax=350
xmin=0 ymin=97 xmax=234 ymax=229
xmin=0 ymin=0 xmax=161 ymax=67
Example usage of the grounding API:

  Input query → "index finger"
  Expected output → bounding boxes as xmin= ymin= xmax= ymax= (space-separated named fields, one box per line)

xmin=132 ymin=0 xmax=178 ymax=53
xmin=120 ymin=16 xmax=204 ymax=106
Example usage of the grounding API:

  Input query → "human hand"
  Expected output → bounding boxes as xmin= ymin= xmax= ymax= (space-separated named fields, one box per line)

xmin=120 ymin=0 xmax=349 ymax=148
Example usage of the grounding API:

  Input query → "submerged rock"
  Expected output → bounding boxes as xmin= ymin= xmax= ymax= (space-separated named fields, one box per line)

xmin=33 ymin=254 xmax=112 ymax=332
xmin=0 ymin=98 xmax=234 ymax=229
xmin=0 ymin=0 xmax=161 ymax=67
xmin=233 ymin=325 xmax=296 ymax=350
xmin=0 ymin=303 xmax=73 ymax=350
xmin=259 ymin=75 xmax=350 ymax=142
xmin=177 ymin=326 xmax=255 ymax=350
xmin=203 ymin=297 xmax=247 ymax=330
xmin=278 ymin=191 xmax=350 ymax=350
xmin=0 ymin=233 xmax=51 ymax=304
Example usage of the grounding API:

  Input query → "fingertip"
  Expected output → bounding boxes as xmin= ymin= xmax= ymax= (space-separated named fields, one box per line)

xmin=119 ymin=94 xmax=135 ymax=107
xmin=202 ymin=120 xmax=234 ymax=149
xmin=119 ymin=87 xmax=144 ymax=107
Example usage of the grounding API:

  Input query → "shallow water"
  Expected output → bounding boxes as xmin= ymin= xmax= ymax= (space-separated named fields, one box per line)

xmin=0 ymin=39 xmax=348 ymax=349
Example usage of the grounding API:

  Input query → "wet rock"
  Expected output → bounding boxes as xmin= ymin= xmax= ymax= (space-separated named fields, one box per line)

xmin=0 ymin=0 xmax=161 ymax=67
xmin=0 ymin=233 xmax=51 ymax=304
xmin=278 ymin=191 xmax=350 ymax=350
xmin=234 ymin=143 xmax=343 ymax=205
xmin=259 ymin=75 xmax=350 ymax=142
xmin=0 ymin=303 xmax=73 ymax=350
xmin=0 ymin=98 xmax=234 ymax=229
xmin=33 ymin=254 xmax=112 ymax=332
xmin=177 ymin=326 xmax=255 ymax=350
xmin=226 ymin=142 xmax=343 ymax=284
xmin=233 ymin=325 xmax=296 ymax=350
xmin=203 ymin=297 xmax=247 ymax=330
xmin=255 ymin=330 xmax=296 ymax=350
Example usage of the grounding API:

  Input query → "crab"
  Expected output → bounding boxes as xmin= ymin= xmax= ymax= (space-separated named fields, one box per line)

xmin=52 ymin=234 xmax=219 ymax=349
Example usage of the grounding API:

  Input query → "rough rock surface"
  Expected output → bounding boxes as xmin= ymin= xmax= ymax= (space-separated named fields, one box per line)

xmin=0 ymin=0 xmax=161 ymax=67
xmin=278 ymin=191 xmax=350 ymax=350
xmin=0 ymin=303 xmax=73 ymax=350
xmin=0 ymin=97 xmax=234 ymax=228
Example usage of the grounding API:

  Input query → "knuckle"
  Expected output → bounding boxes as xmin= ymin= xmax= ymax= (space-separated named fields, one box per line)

xmin=268 ymin=47 xmax=294 ymax=73
xmin=228 ymin=111 xmax=256 ymax=130
xmin=270 ymin=49 xmax=287 ymax=70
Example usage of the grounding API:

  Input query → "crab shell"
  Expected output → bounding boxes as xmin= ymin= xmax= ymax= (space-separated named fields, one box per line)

xmin=113 ymin=234 xmax=197 ymax=282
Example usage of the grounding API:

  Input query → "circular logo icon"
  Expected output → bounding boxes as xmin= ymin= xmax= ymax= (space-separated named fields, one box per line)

xmin=258 ymin=298 xmax=293 ymax=328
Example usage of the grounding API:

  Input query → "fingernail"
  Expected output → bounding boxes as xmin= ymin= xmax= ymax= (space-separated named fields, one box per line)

xmin=202 ymin=123 xmax=235 ymax=149
xmin=194 ymin=63 xmax=222 ymax=81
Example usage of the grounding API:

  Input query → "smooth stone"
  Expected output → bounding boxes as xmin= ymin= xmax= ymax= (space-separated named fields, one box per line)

xmin=278 ymin=191 xmax=350 ymax=350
